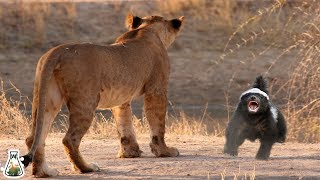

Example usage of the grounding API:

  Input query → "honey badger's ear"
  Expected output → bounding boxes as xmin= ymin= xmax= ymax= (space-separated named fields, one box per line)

xmin=126 ymin=14 xmax=143 ymax=30
xmin=253 ymin=75 xmax=269 ymax=94
xmin=170 ymin=16 xmax=184 ymax=30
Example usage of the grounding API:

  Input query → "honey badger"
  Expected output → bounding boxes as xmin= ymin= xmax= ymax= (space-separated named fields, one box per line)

xmin=224 ymin=75 xmax=287 ymax=160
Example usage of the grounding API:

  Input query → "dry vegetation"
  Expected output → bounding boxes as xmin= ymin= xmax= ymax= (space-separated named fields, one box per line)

xmin=0 ymin=1 xmax=77 ymax=49
xmin=0 ymin=0 xmax=319 ymax=143
xmin=0 ymin=86 xmax=214 ymax=139
xmin=0 ymin=80 xmax=30 ymax=139
xmin=221 ymin=0 xmax=320 ymax=143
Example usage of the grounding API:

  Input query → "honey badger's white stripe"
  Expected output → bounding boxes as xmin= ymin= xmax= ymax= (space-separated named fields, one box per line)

xmin=240 ymin=88 xmax=269 ymax=100
xmin=270 ymin=106 xmax=278 ymax=123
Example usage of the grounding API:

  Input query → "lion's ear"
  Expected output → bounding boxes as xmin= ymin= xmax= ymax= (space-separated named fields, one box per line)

xmin=126 ymin=14 xmax=143 ymax=30
xmin=170 ymin=16 xmax=184 ymax=30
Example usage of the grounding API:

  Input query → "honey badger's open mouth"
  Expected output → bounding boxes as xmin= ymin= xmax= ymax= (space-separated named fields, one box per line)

xmin=248 ymin=101 xmax=259 ymax=112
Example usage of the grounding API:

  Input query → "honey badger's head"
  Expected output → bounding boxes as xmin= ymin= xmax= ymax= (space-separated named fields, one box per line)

xmin=239 ymin=76 xmax=270 ymax=114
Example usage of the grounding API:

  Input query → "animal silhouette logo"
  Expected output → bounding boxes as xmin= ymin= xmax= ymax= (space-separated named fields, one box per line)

xmin=1 ymin=150 xmax=25 ymax=178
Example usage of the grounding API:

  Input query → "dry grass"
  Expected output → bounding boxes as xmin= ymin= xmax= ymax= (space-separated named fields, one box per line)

xmin=0 ymin=81 xmax=223 ymax=139
xmin=0 ymin=80 xmax=30 ymax=139
xmin=219 ymin=165 xmax=256 ymax=180
xmin=158 ymin=0 xmax=233 ymax=28
xmin=0 ymin=1 xmax=76 ymax=49
xmin=221 ymin=0 xmax=320 ymax=143
xmin=0 ymin=0 xmax=319 ymax=143
xmin=147 ymin=0 xmax=320 ymax=143
xmin=50 ymin=108 xmax=219 ymax=138
xmin=282 ymin=21 xmax=320 ymax=143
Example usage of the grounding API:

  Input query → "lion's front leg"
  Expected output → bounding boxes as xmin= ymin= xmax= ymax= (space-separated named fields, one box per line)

xmin=112 ymin=103 xmax=142 ymax=158
xmin=144 ymin=93 xmax=179 ymax=157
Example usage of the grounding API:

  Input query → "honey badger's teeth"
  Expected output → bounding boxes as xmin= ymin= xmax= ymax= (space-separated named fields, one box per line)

xmin=248 ymin=101 xmax=259 ymax=112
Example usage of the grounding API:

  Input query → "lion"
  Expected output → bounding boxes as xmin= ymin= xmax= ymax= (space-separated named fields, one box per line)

xmin=21 ymin=14 xmax=185 ymax=177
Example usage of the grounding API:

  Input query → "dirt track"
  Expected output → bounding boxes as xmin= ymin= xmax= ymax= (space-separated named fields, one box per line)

xmin=0 ymin=134 xmax=319 ymax=179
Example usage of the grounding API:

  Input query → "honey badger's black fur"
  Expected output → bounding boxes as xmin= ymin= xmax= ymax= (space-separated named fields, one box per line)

xmin=224 ymin=75 xmax=287 ymax=160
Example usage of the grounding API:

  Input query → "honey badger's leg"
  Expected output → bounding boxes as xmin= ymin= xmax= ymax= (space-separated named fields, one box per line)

xmin=25 ymin=77 xmax=63 ymax=177
xmin=63 ymin=97 xmax=100 ymax=173
xmin=224 ymin=127 xmax=242 ymax=156
xmin=276 ymin=112 xmax=287 ymax=143
xmin=144 ymin=93 xmax=179 ymax=157
xmin=236 ymin=133 xmax=246 ymax=147
xmin=224 ymin=116 xmax=245 ymax=156
xmin=256 ymin=140 xmax=275 ymax=160
xmin=112 ymin=103 xmax=142 ymax=158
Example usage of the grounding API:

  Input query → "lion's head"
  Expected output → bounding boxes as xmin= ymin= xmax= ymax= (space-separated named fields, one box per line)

xmin=125 ymin=14 xmax=184 ymax=48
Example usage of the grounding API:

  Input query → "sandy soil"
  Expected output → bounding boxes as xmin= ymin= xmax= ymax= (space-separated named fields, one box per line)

xmin=0 ymin=135 xmax=319 ymax=179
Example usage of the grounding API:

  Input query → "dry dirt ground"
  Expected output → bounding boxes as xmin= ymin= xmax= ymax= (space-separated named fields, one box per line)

xmin=0 ymin=135 xmax=319 ymax=179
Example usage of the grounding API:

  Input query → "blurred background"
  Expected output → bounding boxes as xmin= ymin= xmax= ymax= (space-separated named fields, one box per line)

xmin=0 ymin=0 xmax=319 ymax=142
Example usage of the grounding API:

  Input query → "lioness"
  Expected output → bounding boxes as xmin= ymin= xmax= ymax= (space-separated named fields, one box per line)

xmin=22 ymin=14 xmax=184 ymax=177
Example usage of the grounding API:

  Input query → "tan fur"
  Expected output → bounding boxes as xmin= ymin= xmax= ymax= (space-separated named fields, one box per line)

xmin=25 ymin=15 xmax=184 ymax=177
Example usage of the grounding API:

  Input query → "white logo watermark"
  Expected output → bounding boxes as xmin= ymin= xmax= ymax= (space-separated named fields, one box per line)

xmin=0 ymin=150 xmax=25 ymax=178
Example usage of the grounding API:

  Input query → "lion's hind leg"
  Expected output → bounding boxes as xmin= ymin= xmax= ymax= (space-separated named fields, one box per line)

xmin=112 ymin=103 xmax=142 ymax=158
xmin=63 ymin=98 xmax=100 ymax=173
xmin=25 ymin=77 xmax=63 ymax=177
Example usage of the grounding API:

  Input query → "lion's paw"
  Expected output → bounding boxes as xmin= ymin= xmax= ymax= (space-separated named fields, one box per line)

xmin=72 ymin=162 xmax=100 ymax=173
xmin=33 ymin=163 xmax=59 ymax=178
xmin=166 ymin=147 xmax=179 ymax=157
xmin=88 ymin=162 xmax=100 ymax=171
xmin=150 ymin=144 xmax=179 ymax=157
xmin=117 ymin=144 xmax=142 ymax=158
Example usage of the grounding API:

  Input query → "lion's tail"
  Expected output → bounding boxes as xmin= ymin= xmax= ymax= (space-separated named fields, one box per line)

xmin=21 ymin=49 xmax=61 ymax=168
